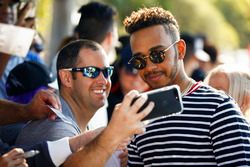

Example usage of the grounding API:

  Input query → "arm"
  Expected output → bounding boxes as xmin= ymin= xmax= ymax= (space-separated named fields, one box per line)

xmin=63 ymin=90 xmax=154 ymax=167
xmin=0 ymin=89 xmax=60 ymax=125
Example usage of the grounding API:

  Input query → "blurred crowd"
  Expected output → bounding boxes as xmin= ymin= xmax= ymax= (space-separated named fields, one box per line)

xmin=0 ymin=0 xmax=249 ymax=167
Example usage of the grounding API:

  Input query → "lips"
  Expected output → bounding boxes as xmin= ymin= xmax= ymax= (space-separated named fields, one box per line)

xmin=145 ymin=71 xmax=163 ymax=82
xmin=93 ymin=89 xmax=105 ymax=94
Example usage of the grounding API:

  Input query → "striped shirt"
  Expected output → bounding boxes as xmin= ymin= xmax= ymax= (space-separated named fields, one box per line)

xmin=127 ymin=83 xmax=250 ymax=166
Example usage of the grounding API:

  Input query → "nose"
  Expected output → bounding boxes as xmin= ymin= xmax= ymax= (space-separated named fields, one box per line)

xmin=145 ymin=56 xmax=157 ymax=70
xmin=96 ymin=71 xmax=109 ymax=84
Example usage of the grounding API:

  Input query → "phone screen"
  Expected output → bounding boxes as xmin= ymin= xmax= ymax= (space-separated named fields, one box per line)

xmin=131 ymin=85 xmax=183 ymax=121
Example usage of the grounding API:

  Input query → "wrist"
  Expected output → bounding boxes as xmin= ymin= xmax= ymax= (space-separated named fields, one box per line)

xmin=20 ymin=103 xmax=31 ymax=121
xmin=96 ymin=127 xmax=121 ymax=154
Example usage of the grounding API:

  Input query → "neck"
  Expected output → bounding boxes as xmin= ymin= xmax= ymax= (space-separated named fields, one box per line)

xmin=60 ymin=92 xmax=95 ymax=132
xmin=174 ymin=68 xmax=195 ymax=96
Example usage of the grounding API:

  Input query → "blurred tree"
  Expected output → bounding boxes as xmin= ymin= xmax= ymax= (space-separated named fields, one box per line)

xmin=215 ymin=0 xmax=250 ymax=48
xmin=104 ymin=0 xmax=244 ymax=51
xmin=104 ymin=0 xmax=171 ymax=34
xmin=168 ymin=0 xmax=239 ymax=50
xmin=36 ymin=0 xmax=53 ymax=37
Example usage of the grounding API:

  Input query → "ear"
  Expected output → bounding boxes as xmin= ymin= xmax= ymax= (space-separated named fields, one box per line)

xmin=58 ymin=70 xmax=72 ymax=88
xmin=176 ymin=39 xmax=186 ymax=60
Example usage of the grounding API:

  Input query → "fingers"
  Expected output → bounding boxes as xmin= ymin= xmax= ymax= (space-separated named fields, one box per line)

xmin=41 ymin=89 xmax=61 ymax=110
xmin=108 ymin=90 xmax=154 ymax=143
xmin=25 ymin=89 xmax=61 ymax=120
xmin=120 ymin=90 xmax=140 ymax=111
xmin=1 ymin=148 xmax=28 ymax=167
xmin=16 ymin=2 xmax=33 ymax=26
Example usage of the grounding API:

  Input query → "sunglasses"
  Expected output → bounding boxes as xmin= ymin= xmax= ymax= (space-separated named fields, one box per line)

xmin=64 ymin=66 xmax=114 ymax=79
xmin=128 ymin=40 xmax=179 ymax=70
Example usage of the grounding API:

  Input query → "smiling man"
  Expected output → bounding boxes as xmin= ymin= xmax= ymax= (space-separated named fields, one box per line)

xmin=124 ymin=7 xmax=250 ymax=166
xmin=16 ymin=40 xmax=113 ymax=144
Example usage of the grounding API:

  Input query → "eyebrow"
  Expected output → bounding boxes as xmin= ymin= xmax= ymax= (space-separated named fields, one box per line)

xmin=133 ymin=45 xmax=165 ymax=57
xmin=149 ymin=45 xmax=165 ymax=51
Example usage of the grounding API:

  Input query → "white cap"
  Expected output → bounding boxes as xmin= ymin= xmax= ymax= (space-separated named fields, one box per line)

xmin=195 ymin=50 xmax=210 ymax=62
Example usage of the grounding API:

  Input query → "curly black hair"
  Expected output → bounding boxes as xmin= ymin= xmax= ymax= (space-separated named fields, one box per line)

xmin=123 ymin=7 xmax=180 ymax=41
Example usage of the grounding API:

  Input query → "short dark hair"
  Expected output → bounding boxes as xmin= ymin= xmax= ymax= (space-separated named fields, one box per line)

xmin=181 ymin=33 xmax=195 ymax=62
xmin=77 ymin=1 xmax=117 ymax=43
xmin=56 ymin=39 xmax=102 ymax=88
xmin=204 ymin=44 xmax=218 ymax=64
xmin=123 ymin=7 xmax=180 ymax=42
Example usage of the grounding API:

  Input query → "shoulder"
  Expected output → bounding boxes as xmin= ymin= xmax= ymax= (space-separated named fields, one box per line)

xmin=186 ymin=83 xmax=234 ymax=104
xmin=15 ymin=119 xmax=78 ymax=147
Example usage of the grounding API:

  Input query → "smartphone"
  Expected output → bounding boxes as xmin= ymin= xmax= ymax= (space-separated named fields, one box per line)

xmin=131 ymin=85 xmax=183 ymax=121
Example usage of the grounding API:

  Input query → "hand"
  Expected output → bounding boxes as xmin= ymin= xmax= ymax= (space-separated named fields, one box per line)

xmin=16 ymin=2 xmax=35 ymax=28
xmin=25 ymin=89 xmax=61 ymax=121
xmin=107 ymin=90 xmax=154 ymax=145
xmin=0 ymin=148 xmax=28 ymax=167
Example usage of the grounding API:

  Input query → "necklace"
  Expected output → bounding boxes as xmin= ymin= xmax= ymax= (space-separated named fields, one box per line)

xmin=181 ymin=79 xmax=195 ymax=96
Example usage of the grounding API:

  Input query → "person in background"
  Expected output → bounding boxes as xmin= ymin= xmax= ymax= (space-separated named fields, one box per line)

xmin=0 ymin=0 xmax=44 ymax=99
xmin=107 ymin=35 xmax=149 ymax=121
xmin=204 ymin=64 xmax=250 ymax=121
xmin=203 ymin=44 xmax=219 ymax=71
xmin=0 ymin=89 xmax=60 ymax=167
xmin=77 ymin=1 xmax=119 ymax=62
xmin=0 ymin=61 xmax=56 ymax=146
xmin=181 ymin=33 xmax=199 ymax=77
xmin=123 ymin=6 xmax=250 ymax=166
xmin=190 ymin=49 xmax=211 ymax=81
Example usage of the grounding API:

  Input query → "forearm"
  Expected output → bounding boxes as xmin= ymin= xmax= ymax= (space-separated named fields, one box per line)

xmin=63 ymin=128 xmax=120 ymax=167
xmin=0 ymin=99 xmax=29 ymax=125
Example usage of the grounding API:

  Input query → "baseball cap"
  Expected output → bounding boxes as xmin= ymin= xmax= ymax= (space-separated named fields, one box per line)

xmin=6 ymin=61 xmax=56 ymax=96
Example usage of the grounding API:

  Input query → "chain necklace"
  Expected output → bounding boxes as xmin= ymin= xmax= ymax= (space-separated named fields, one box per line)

xmin=181 ymin=79 xmax=195 ymax=96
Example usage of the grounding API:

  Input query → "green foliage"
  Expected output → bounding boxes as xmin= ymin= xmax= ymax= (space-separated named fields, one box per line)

xmin=103 ymin=0 xmax=250 ymax=50
xmin=215 ymin=0 xmax=250 ymax=47
xmin=36 ymin=0 xmax=53 ymax=38
xmin=168 ymin=0 xmax=239 ymax=50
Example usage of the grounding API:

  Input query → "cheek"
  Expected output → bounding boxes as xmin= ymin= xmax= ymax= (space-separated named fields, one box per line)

xmin=106 ymin=79 xmax=112 ymax=93
xmin=138 ymin=70 xmax=146 ymax=81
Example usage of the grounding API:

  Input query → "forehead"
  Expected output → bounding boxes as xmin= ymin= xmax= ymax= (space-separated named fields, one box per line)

xmin=130 ymin=25 xmax=172 ymax=53
xmin=76 ymin=48 xmax=109 ymax=67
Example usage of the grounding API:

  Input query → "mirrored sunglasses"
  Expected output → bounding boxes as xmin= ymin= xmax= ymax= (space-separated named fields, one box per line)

xmin=128 ymin=40 xmax=179 ymax=70
xmin=64 ymin=66 xmax=114 ymax=79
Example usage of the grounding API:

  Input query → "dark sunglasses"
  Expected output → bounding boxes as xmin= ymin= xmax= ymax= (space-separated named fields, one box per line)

xmin=64 ymin=66 xmax=114 ymax=79
xmin=128 ymin=40 xmax=179 ymax=70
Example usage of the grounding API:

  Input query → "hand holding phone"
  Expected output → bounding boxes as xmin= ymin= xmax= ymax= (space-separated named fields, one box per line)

xmin=131 ymin=85 xmax=183 ymax=121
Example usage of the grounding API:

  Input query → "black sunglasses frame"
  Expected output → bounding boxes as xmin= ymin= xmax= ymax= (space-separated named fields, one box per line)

xmin=64 ymin=66 xmax=114 ymax=79
xmin=128 ymin=40 xmax=179 ymax=70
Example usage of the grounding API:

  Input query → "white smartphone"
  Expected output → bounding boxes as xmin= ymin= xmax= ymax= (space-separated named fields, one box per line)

xmin=131 ymin=85 xmax=183 ymax=121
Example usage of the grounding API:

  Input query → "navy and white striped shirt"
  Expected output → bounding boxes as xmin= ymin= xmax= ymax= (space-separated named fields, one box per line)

xmin=128 ymin=83 xmax=250 ymax=166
